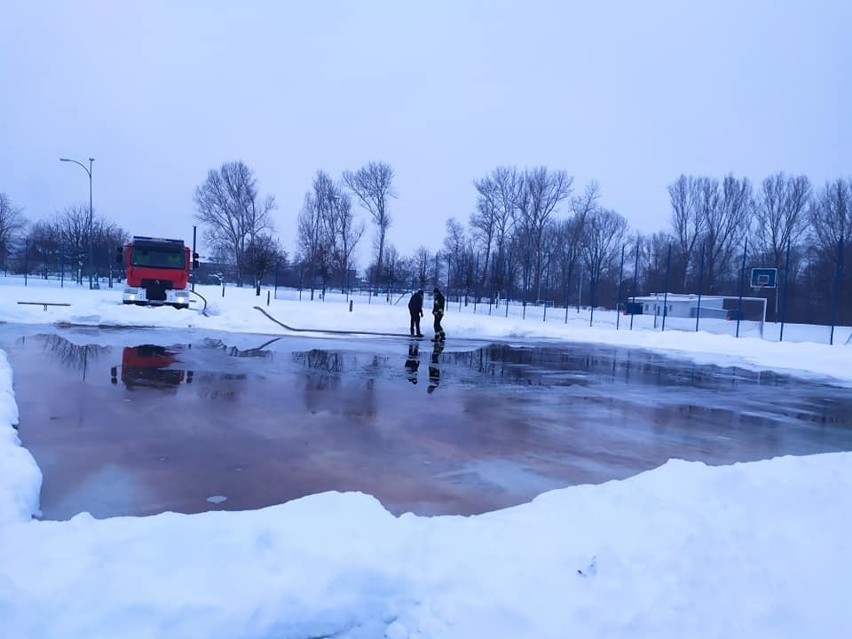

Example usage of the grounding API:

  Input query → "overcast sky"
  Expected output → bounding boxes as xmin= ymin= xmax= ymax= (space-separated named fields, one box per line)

xmin=1 ymin=0 xmax=849 ymax=267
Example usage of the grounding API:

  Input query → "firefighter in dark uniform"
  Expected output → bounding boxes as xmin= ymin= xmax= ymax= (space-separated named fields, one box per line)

xmin=432 ymin=287 xmax=446 ymax=341
xmin=407 ymin=289 xmax=424 ymax=337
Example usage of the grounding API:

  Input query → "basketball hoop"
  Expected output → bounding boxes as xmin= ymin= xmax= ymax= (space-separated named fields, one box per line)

xmin=750 ymin=268 xmax=778 ymax=293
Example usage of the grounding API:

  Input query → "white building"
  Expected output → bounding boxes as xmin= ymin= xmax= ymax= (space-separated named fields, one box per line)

xmin=630 ymin=293 xmax=736 ymax=319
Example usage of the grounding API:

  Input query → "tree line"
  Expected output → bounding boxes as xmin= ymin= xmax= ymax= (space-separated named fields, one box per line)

xmin=440 ymin=170 xmax=849 ymax=325
xmin=0 ymin=195 xmax=127 ymax=284
xmin=1 ymin=164 xmax=848 ymax=324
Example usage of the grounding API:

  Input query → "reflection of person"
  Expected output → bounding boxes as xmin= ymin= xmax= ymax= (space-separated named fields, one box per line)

xmin=432 ymin=287 xmax=446 ymax=342
xmin=404 ymin=342 xmax=420 ymax=384
xmin=427 ymin=342 xmax=443 ymax=394
xmin=408 ymin=289 xmax=424 ymax=337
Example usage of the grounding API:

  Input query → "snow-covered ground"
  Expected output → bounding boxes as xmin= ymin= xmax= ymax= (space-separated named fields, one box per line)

xmin=1 ymin=276 xmax=850 ymax=638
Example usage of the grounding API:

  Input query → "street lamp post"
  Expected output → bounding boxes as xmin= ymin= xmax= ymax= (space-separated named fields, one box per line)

xmin=59 ymin=157 xmax=95 ymax=289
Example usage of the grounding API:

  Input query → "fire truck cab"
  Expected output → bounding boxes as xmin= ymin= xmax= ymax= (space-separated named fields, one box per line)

xmin=117 ymin=236 xmax=199 ymax=309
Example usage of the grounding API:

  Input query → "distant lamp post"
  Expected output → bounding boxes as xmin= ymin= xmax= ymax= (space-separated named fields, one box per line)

xmin=60 ymin=156 xmax=95 ymax=289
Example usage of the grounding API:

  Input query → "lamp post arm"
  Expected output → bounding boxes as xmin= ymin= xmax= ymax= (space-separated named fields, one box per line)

xmin=59 ymin=157 xmax=92 ymax=179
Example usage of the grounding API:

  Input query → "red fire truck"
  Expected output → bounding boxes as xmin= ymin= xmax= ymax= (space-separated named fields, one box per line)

xmin=110 ymin=345 xmax=193 ymax=391
xmin=117 ymin=236 xmax=198 ymax=308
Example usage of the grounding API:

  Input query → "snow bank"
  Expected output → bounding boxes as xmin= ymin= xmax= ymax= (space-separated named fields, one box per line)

xmin=0 ymin=351 xmax=41 ymax=525
xmin=0 ymin=453 xmax=850 ymax=638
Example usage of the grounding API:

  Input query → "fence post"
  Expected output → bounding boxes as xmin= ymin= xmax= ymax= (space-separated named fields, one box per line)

xmin=616 ymin=244 xmax=625 ymax=330
xmin=577 ymin=266 xmax=583 ymax=314
xmin=829 ymin=236 xmax=844 ymax=345
xmin=543 ymin=262 xmax=550 ymax=322
xmin=779 ymin=240 xmax=791 ymax=342
xmin=630 ymin=241 xmax=639 ymax=330
xmin=274 ymin=261 xmax=279 ymax=299
xmin=736 ymin=239 xmax=748 ymax=338
xmin=589 ymin=275 xmax=595 ymax=327
xmin=661 ymin=243 xmax=672 ymax=332
xmin=191 ymin=225 xmax=197 ymax=293
xmin=695 ymin=242 xmax=705 ymax=332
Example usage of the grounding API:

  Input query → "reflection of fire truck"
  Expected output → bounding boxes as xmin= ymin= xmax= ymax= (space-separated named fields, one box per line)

xmin=110 ymin=345 xmax=193 ymax=391
xmin=117 ymin=236 xmax=199 ymax=308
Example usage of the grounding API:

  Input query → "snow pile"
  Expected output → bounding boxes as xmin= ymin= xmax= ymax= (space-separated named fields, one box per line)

xmin=0 ymin=454 xmax=850 ymax=638
xmin=0 ymin=351 xmax=41 ymax=524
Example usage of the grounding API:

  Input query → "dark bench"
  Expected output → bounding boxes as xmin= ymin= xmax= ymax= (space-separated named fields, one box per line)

xmin=17 ymin=302 xmax=72 ymax=311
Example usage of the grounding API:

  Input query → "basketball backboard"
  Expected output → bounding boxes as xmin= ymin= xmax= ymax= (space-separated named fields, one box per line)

xmin=750 ymin=267 xmax=777 ymax=289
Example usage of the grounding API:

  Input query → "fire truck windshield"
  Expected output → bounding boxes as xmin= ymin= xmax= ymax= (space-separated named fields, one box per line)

xmin=131 ymin=247 xmax=185 ymax=269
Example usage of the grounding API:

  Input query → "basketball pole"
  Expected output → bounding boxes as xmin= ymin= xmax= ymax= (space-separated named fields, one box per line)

xmin=774 ymin=283 xmax=779 ymax=322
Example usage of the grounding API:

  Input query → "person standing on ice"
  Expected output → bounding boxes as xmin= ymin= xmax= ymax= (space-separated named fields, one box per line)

xmin=431 ymin=287 xmax=446 ymax=341
xmin=407 ymin=289 xmax=424 ymax=337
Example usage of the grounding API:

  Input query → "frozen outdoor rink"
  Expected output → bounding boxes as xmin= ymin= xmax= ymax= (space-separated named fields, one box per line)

xmin=4 ymin=326 xmax=850 ymax=521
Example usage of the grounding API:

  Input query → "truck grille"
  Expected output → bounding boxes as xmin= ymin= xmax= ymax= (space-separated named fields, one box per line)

xmin=141 ymin=278 xmax=174 ymax=301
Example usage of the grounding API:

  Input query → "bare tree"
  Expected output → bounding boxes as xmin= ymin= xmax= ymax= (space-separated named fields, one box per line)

xmin=443 ymin=217 xmax=467 ymax=291
xmin=324 ymin=183 xmax=364 ymax=293
xmin=552 ymin=216 xmax=582 ymax=304
xmin=296 ymin=191 xmax=325 ymax=298
xmin=92 ymin=218 xmax=129 ymax=278
xmin=571 ymin=181 xmax=601 ymax=221
xmin=539 ymin=219 xmax=561 ymax=302
xmin=469 ymin=196 xmax=497 ymax=293
xmin=554 ymin=181 xmax=601 ymax=302
xmin=381 ymin=243 xmax=408 ymax=291
xmin=0 ymin=193 xmax=27 ymax=271
xmin=703 ymin=175 xmax=751 ymax=291
xmin=343 ymin=161 xmax=396 ymax=286
xmin=690 ymin=175 xmax=751 ymax=293
xmin=412 ymin=246 xmax=432 ymax=290
xmin=55 ymin=205 xmax=93 ymax=283
xmin=23 ymin=220 xmax=61 ymax=277
xmin=638 ymin=231 xmax=675 ymax=294
xmin=751 ymin=173 xmax=811 ymax=274
xmin=582 ymin=208 xmax=628 ymax=306
xmin=668 ymin=175 xmax=705 ymax=291
xmin=310 ymin=170 xmax=337 ymax=292
xmin=193 ymin=161 xmax=276 ymax=285
xmin=809 ymin=178 xmax=851 ymax=258
xmin=516 ymin=167 xmax=573 ymax=300
xmin=474 ymin=166 xmax=523 ymax=298
xmin=807 ymin=179 xmax=851 ymax=309
xmin=243 ymin=234 xmax=284 ymax=293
